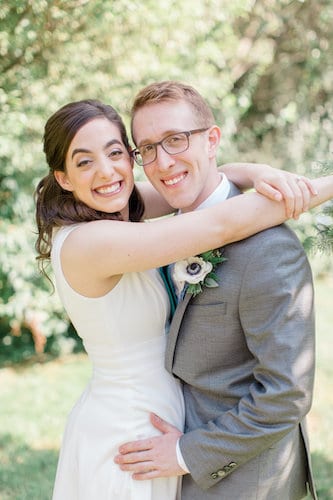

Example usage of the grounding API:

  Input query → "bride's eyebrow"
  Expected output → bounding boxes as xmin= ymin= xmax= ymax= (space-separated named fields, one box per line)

xmin=104 ymin=139 xmax=123 ymax=150
xmin=71 ymin=140 xmax=123 ymax=159
xmin=71 ymin=148 xmax=91 ymax=159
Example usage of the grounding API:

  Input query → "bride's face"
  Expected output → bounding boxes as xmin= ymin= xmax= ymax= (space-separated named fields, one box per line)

xmin=55 ymin=117 xmax=135 ymax=220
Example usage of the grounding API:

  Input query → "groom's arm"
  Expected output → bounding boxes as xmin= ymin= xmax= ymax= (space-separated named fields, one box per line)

xmin=114 ymin=412 xmax=186 ymax=479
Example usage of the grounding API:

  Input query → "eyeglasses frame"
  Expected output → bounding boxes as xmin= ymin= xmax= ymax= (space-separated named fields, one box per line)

xmin=131 ymin=127 xmax=210 ymax=166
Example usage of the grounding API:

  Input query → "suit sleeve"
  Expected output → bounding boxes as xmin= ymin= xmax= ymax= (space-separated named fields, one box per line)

xmin=179 ymin=228 xmax=315 ymax=489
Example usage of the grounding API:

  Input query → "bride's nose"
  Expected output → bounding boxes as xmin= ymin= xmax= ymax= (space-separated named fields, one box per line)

xmin=98 ymin=157 xmax=115 ymax=178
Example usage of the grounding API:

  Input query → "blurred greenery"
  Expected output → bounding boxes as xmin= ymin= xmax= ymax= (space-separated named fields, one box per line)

xmin=0 ymin=0 xmax=332 ymax=356
xmin=0 ymin=276 xmax=331 ymax=499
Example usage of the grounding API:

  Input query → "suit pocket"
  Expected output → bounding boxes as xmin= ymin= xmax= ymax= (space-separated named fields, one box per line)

xmin=187 ymin=300 xmax=227 ymax=316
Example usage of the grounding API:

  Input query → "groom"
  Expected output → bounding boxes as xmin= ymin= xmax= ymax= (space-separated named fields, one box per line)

xmin=115 ymin=81 xmax=317 ymax=499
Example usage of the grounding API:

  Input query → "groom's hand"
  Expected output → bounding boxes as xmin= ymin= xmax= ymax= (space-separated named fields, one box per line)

xmin=114 ymin=413 xmax=186 ymax=480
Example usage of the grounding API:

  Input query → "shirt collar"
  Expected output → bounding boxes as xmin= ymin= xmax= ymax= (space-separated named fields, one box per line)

xmin=196 ymin=173 xmax=230 ymax=210
xmin=178 ymin=173 xmax=230 ymax=214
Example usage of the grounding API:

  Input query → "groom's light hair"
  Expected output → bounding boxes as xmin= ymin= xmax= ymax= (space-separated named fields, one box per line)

xmin=130 ymin=81 xmax=215 ymax=141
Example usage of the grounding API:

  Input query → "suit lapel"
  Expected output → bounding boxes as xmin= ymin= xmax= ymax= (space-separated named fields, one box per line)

xmin=165 ymin=291 xmax=193 ymax=372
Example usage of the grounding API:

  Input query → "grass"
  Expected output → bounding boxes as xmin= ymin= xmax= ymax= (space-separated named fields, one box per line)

xmin=0 ymin=357 xmax=91 ymax=499
xmin=0 ymin=277 xmax=332 ymax=499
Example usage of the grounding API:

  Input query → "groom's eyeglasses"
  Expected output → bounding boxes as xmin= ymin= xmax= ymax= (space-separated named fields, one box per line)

xmin=131 ymin=128 xmax=209 ymax=167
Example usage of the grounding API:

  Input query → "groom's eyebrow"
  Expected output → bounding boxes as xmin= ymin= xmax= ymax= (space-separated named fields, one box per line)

xmin=137 ymin=129 xmax=183 ymax=146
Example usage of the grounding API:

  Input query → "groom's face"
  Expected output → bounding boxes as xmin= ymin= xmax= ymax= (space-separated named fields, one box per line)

xmin=132 ymin=100 xmax=220 ymax=212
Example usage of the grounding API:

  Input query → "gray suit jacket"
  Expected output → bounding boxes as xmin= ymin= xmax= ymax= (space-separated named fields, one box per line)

xmin=165 ymin=184 xmax=317 ymax=499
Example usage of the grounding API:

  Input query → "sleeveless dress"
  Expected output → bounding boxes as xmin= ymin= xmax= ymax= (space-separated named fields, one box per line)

xmin=51 ymin=225 xmax=185 ymax=500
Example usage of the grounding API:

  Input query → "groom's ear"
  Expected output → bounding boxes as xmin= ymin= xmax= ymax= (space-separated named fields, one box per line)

xmin=207 ymin=126 xmax=221 ymax=158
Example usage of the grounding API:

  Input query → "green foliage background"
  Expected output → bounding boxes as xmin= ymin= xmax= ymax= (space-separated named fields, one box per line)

xmin=0 ymin=0 xmax=332 ymax=360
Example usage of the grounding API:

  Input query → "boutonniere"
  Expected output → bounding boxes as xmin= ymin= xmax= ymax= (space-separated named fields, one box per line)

xmin=173 ymin=249 xmax=226 ymax=297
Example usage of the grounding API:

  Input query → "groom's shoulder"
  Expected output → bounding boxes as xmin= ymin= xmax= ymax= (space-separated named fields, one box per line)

xmin=226 ymin=183 xmax=301 ymax=248
xmin=224 ymin=223 xmax=303 ymax=261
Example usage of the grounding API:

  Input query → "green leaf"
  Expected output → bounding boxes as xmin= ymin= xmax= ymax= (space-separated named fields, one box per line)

xmin=188 ymin=283 xmax=202 ymax=296
xmin=204 ymin=277 xmax=219 ymax=288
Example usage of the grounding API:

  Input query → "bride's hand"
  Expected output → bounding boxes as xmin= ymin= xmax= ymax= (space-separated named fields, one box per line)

xmin=253 ymin=165 xmax=318 ymax=219
xmin=220 ymin=162 xmax=318 ymax=220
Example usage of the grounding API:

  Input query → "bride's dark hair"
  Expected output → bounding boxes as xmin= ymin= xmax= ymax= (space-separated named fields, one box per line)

xmin=35 ymin=99 xmax=144 ymax=275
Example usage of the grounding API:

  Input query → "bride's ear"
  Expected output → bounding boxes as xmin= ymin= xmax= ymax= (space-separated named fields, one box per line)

xmin=54 ymin=170 xmax=74 ymax=192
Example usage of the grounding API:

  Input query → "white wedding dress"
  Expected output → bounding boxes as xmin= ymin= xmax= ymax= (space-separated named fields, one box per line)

xmin=51 ymin=225 xmax=185 ymax=500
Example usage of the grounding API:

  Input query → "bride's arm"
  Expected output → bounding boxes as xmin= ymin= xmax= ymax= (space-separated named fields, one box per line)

xmin=219 ymin=163 xmax=317 ymax=218
xmin=137 ymin=163 xmax=316 ymax=220
xmin=68 ymin=175 xmax=333 ymax=276
xmin=135 ymin=180 xmax=175 ymax=219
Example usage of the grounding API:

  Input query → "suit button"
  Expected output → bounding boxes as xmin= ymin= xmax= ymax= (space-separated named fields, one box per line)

xmin=211 ymin=472 xmax=218 ymax=479
xmin=217 ymin=469 xmax=226 ymax=478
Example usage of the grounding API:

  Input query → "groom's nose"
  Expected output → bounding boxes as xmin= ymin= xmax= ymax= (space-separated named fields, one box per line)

xmin=155 ymin=146 xmax=176 ymax=171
